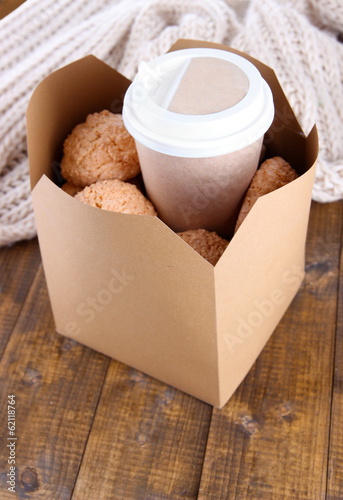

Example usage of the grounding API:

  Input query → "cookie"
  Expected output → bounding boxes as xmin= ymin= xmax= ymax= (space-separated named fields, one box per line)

xmin=61 ymin=181 xmax=82 ymax=197
xmin=61 ymin=110 xmax=140 ymax=187
xmin=74 ymin=179 xmax=157 ymax=216
xmin=177 ymin=229 xmax=229 ymax=265
xmin=235 ymin=156 xmax=298 ymax=232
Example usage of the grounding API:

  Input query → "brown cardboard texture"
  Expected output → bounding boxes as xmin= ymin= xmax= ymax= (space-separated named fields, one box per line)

xmin=27 ymin=40 xmax=318 ymax=408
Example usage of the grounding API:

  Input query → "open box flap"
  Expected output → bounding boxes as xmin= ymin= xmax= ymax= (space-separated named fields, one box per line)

xmin=215 ymin=162 xmax=316 ymax=406
xmin=27 ymin=55 xmax=132 ymax=190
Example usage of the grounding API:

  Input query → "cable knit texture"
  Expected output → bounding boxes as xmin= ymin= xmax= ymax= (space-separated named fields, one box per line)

xmin=0 ymin=0 xmax=342 ymax=246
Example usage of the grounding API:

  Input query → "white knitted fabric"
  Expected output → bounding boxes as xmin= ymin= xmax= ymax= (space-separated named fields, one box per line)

xmin=0 ymin=0 xmax=342 ymax=246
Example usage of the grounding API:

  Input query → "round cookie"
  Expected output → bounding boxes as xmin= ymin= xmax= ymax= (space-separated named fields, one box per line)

xmin=177 ymin=229 xmax=229 ymax=266
xmin=61 ymin=181 xmax=82 ymax=197
xmin=74 ymin=179 xmax=157 ymax=216
xmin=235 ymin=156 xmax=298 ymax=232
xmin=61 ymin=110 xmax=140 ymax=187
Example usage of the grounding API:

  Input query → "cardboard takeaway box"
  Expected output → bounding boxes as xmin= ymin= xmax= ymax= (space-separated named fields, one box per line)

xmin=27 ymin=39 xmax=318 ymax=408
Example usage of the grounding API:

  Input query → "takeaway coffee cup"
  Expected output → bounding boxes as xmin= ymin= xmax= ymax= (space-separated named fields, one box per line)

xmin=123 ymin=48 xmax=275 ymax=237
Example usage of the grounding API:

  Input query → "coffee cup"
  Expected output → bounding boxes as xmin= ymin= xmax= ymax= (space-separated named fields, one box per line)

xmin=123 ymin=48 xmax=274 ymax=237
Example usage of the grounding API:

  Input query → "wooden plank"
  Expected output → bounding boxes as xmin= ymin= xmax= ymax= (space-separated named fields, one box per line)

xmin=72 ymin=360 xmax=212 ymax=499
xmin=0 ymin=238 xmax=41 ymax=357
xmin=327 ymin=200 xmax=343 ymax=499
xmin=198 ymin=201 xmax=342 ymax=500
xmin=0 ymin=266 xmax=110 ymax=499
xmin=0 ymin=0 xmax=25 ymax=19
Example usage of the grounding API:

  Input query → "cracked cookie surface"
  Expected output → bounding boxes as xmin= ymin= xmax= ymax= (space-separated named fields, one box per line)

xmin=235 ymin=156 xmax=298 ymax=232
xmin=74 ymin=179 xmax=157 ymax=216
xmin=61 ymin=110 xmax=140 ymax=187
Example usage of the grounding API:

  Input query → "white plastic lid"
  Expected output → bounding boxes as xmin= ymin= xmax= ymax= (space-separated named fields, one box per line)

xmin=122 ymin=48 xmax=275 ymax=158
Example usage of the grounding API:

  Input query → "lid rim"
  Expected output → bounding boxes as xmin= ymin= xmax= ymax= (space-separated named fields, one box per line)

xmin=123 ymin=105 xmax=274 ymax=158
xmin=123 ymin=48 xmax=275 ymax=158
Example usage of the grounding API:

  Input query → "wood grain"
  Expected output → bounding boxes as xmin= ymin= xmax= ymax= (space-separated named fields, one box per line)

xmin=0 ymin=267 xmax=110 ymax=499
xmin=72 ymin=360 xmax=212 ymax=499
xmin=0 ymin=238 xmax=41 ymax=357
xmin=0 ymin=208 xmax=342 ymax=499
xmin=198 ymin=201 xmax=342 ymax=500
xmin=327 ymin=200 xmax=343 ymax=499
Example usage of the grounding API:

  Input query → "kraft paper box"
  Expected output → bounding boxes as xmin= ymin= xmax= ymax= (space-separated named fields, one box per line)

xmin=27 ymin=40 xmax=318 ymax=408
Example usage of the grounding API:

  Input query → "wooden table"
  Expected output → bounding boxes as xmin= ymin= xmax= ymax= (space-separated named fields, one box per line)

xmin=0 ymin=200 xmax=342 ymax=499
xmin=0 ymin=0 xmax=25 ymax=19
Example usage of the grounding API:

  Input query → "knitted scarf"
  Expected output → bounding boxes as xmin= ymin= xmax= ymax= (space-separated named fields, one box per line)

xmin=1 ymin=0 xmax=342 ymax=246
